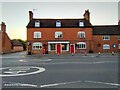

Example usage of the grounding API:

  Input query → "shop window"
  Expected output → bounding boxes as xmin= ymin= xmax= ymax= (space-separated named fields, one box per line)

xmin=32 ymin=42 xmax=42 ymax=50
xmin=50 ymin=44 xmax=56 ymax=51
xmin=77 ymin=42 xmax=86 ymax=49
xmin=61 ymin=43 xmax=69 ymax=51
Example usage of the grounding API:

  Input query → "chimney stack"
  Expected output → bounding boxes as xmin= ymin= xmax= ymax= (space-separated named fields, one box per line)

xmin=29 ymin=11 xmax=33 ymax=21
xmin=1 ymin=22 xmax=6 ymax=32
xmin=83 ymin=9 xmax=90 ymax=21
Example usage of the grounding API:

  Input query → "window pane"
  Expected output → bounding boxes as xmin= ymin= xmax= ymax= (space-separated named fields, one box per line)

xmin=32 ymin=42 xmax=42 ymax=50
xmin=34 ymin=32 xmax=41 ymax=38
xmin=77 ymin=42 xmax=86 ymax=49
xmin=78 ymin=32 xmax=85 ymax=38
xmin=56 ymin=21 xmax=61 ymax=27
xmin=103 ymin=44 xmax=110 ymax=49
xmin=50 ymin=44 xmax=56 ymax=51
xmin=35 ymin=21 xmax=40 ymax=27
xmin=55 ymin=32 xmax=62 ymax=38
xmin=62 ymin=44 xmax=67 ymax=50
xmin=103 ymin=35 xmax=110 ymax=40
xmin=79 ymin=22 xmax=84 ymax=27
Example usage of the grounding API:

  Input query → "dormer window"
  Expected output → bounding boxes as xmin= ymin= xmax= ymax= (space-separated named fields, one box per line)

xmin=35 ymin=20 xmax=40 ymax=27
xmin=56 ymin=20 xmax=61 ymax=27
xmin=79 ymin=21 xmax=84 ymax=27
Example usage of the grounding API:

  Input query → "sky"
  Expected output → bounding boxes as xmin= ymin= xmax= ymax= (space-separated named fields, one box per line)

xmin=0 ymin=1 xmax=119 ymax=40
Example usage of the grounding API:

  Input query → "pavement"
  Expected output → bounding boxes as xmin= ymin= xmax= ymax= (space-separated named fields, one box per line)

xmin=0 ymin=51 xmax=119 ymax=89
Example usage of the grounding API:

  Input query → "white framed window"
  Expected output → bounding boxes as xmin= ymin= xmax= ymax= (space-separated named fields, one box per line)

xmin=118 ymin=35 xmax=120 ymax=40
xmin=48 ymin=44 xmax=56 ymax=51
xmin=119 ymin=44 xmax=120 ymax=49
xmin=35 ymin=20 xmax=40 ymax=27
xmin=103 ymin=35 xmax=110 ymax=40
xmin=78 ymin=31 xmax=85 ymax=38
xmin=79 ymin=21 xmax=84 ymax=27
xmin=32 ymin=42 xmax=42 ymax=50
xmin=77 ymin=42 xmax=86 ymax=49
xmin=34 ymin=32 xmax=41 ymax=38
xmin=55 ymin=31 xmax=62 ymax=38
xmin=103 ymin=44 xmax=110 ymax=49
xmin=61 ymin=43 xmax=69 ymax=51
xmin=56 ymin=21 xmax=61 ymax=27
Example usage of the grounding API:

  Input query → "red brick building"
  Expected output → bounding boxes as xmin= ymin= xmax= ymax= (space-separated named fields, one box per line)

xmin=27 ymin=10 xmax=120 ymax=54
xmin=0 ymin=22 xmax=11 ymax=54
xmin=11 ymin=39 xmax=24 ymax=52
xmin=0 ymin=22 xmax=24 ymax=54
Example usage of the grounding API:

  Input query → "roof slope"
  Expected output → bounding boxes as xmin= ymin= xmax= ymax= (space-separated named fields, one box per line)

xmin=93 ymin=25 xmax=120 ymax=35
xmin=11 ymin=40 xmax=22 ymax=46
xmin=27 ymin=18 xmax=92 ymax=28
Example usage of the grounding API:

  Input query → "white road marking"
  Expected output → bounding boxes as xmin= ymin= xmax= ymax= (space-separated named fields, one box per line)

xmin=0 ymin=66 xmax=45 ymax=77
xmin=43 ymin=59 xmax=52 ymax=62
xmin=85 ymin=80 xmax=120 ymax=86
xmin=40 ymin=80 xmax=82 ymax=88
xmin=40 ymin=60 xmax=117 ymax=65
xmin=19 ymin=60 xmax=27 ymax=62
xmin=4 ymin=71 xmax=15 ymax=74
xmin=3 ymin=81 xmax=37 ymax=88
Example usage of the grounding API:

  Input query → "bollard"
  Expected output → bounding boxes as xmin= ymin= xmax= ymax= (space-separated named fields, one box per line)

xmin=72 ymin=53 xmax=74 ymax=56
xmin=98 ymin=52 xmax=101 ymax=55
xmin=112 ymin=52 xmax=114 ymax=55
xmin=85 ymin=52 xmax=87 ymax=56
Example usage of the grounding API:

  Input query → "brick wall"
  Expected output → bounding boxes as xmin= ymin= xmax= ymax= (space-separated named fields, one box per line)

xmin=93 ymin=35 xmax=119 ymax=53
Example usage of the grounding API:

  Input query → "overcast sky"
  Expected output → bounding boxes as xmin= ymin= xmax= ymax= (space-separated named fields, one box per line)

xmin=1 ymin=1 xmax=119 ymax=40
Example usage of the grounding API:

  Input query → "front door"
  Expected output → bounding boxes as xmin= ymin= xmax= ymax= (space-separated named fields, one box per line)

xmin=70 ymin=44 xmax=75 ymax=54
xmin=57 ymin=43 xmax=61 ymax=54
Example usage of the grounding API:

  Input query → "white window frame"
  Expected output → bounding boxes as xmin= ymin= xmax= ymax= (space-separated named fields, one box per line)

xmin=103 ymin=35 xmax=110 ymax=40
xmin=77 ymin=42 xmax=86 ymax=49
xmin=32 ymin=42 xmax=42 ymax=50
xmin=48 ymin=43 xmax=56 ymax=51
xmin=56 ymin=21 xmax=61 ymax=27
xmin=119 ymin=44 xmax=120 ymax=49
xmin=35 ymin=20 xmax=40 ymax=27
xmin=34 ymin=31 xmax=41 ymax=38
xmin=61 ymin=43 xmax=69 ymax=51
xmin=79 ymin=21 xmax=84 ymax=27
xmin=55 ymin=31 xmax=63 ymax=38
xmin=78 ymin=31 xmax=85 ymax=38
xmin=103 ymin=44 xmax=110 ymax=49
xmin=118 ymin=35 xmax=120 ymax=40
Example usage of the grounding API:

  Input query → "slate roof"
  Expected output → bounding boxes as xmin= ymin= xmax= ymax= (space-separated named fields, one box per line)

xmin=11 ymin=40 xmax=22 ymax=46
xmin=93 ymin=25 xmax=120 ymax=35
xmin=27 ymin=18 xmax=92 ymax=28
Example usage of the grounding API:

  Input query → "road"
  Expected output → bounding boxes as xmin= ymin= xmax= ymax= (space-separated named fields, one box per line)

xmin=0 ymin=52 xmax=119 ymax=89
